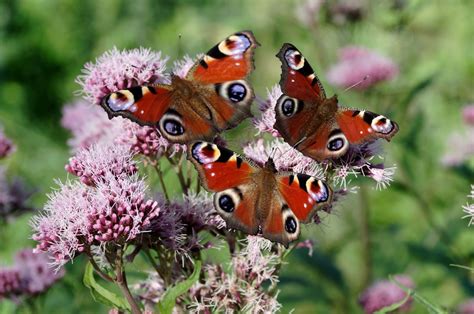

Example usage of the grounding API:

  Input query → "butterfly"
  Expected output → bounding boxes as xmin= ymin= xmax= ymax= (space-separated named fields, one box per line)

xmin=188 ymin=141 xmax=333 ymax=246
xmin=274 ymin=43 xmax=399 ymax=161
xmin=100 ymin=31 xmax=259 ymax=144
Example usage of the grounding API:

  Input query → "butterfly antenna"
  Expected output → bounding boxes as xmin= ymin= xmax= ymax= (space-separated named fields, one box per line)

xmin=177 ymin=33 xmax=183 ymax=59
xmin=343 ymin=75 xmax=369 ymax=92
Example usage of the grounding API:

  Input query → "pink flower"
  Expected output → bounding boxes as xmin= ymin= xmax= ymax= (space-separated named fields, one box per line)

xmin=458 ymin=298 xmax=474 ymax=314
xmin=462 ymin=185 xmax=474 ymax=226
xmin=295 ymin=0 xmax=324 ymax=27
xmin=0 ymin=249 xmax=64 ymax=301
xmin=61 ymin=99 xmax=126 ymax=152
xmin=76 ymin=47 xmax=169 ymax=104
xmin=0 ymin=127 xmax=15 ymax=159
xmin=253 ymin=85 xmax=281 ymax=137
xmin=0 ymin=167 xmax=35 ymax=223
xmin=172 ymin=55 xmax=200 ymax=79
xmin=189 ymin=236 xmax=281 ymax=313
xmin=463 ymin=105 xmax=474 ymax=125
xmin=441 ymin=127 xmax=474 ymax=166
xmin=359 ymin=274 xmax=415 ymax=314
xmin=65 ymin=143 xmax=138 ymax=186
xmin=327 ymin=46 xmax=398 ymax=90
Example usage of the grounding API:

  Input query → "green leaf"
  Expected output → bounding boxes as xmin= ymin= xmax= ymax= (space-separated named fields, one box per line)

xmin=83 ymin=262 xmax=130 ymax=312
xmin=157 ymin=260 xmax=202 ymax=314
xmin=389 ymin=275 xmax=447 ymax=314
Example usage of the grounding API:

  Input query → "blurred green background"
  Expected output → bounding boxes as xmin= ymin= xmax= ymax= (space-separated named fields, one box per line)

xmin=0 ymin=0 xmax=473 ymax=313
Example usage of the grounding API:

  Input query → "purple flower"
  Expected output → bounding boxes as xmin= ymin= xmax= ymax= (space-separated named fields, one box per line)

xmin=253 ymin=85 xmax=282 ymax=137
xmin=441 ymin=126 xmax=474 ymax=167
xmin=0 ymin=127 xmax=15 ymax=159
xmin=76 ymin=47 xmax=169 ymax=104
xmin=65 ymin=143 xmax=138 ymax=186
xmin=329 ymin=0 xmax=365 ymax=25
xmin=463 ymin=105 xmax=474 ymax=125
xmin=359 ymin=274 xmax=415 ymax=314
xmin=0 ymin=249 xmax=64 ymax=301
xmin=0 ymin=167 xmax=35 ymax=223
xmin=458 ymin=298 xmax=474 ymax=314
xmin=172 ymin=55 xmax=200 ymax=79
xmin=327 ymin=46 xmax=398 ymax=90
xmin=462 ymin=185 xmax=474 ymax=226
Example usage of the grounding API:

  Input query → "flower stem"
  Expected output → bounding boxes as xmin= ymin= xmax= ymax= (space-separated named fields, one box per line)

xmin=166 ymin=155 xmax=189 ymax=195
xmin=359 ymin=185 xmax=373 ymax=287
xmin=153 ymin=162 xmax=170 ymax=203
xmin=115 ymin=247 xmax=141 ymax=314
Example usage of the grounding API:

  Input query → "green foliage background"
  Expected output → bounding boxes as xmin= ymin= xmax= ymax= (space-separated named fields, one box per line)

xmin=0 ymin=0 xmax=473 ymax=313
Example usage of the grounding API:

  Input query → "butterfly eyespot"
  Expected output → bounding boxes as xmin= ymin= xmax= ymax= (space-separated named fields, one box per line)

xmin=277 ymin=96 xmax=300 ymax=118
xmin=327 ymin=138 xmax=344 ymax=151
xmin=371 ymin=116 xmax=394 ymax=134
xmin=106 ymin=91 xmax=135 ymax=112
xmin=285 ymin=216 xmax=298 ymax=234
xmin=282 ymin=99 xmax=296 ymax=116
xmin=163 ymin=119 xmax=184 ymax=136
xmin=218 ymin=195 xmax=234 ymax=213
xmin=228 ymin=83 xmax=247 ymax=102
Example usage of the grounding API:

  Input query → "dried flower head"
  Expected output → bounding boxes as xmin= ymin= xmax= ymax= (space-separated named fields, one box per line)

xmin=0 ymin=126 xmax=15 ymax=159
xmin=359 ymin=274 xmax=415 ymax=314
xmin=189 ymin=236 xmax=281 ymax=313
xmin=327 ymin=46 xmax=398 ymax=90
xmin=0 ymin=167 xmax=35 ymax=223
xmin=76 ymin=47 xmax=169 ymax=104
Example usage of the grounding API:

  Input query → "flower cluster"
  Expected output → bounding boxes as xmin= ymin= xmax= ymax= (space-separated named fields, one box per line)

xmin=32 ymin=143 xmax=159 ymax=267
xmin=189 ymin=236 xmax=281 ymax=313
xmin=0 ymin=166 xmax=34 ymax=223
xmin=0 ymin=249 xmax=64 ymax=301
xmin=359 ymin=274 xmax=415 ymax=314
xmin=458 ymin=298 xmax=474 ymax=314
xmin=76 ymin=47 xmax=169 ymax=104
xmin=0 ymin=126 xmax=15 ymax=159
xmin=327 ymin=46 xmax=398 ymax=90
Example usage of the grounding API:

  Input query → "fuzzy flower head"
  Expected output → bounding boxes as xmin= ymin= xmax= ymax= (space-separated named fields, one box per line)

xmin=359 ymin=274 xmax=415 ymax=314
xmin=442 ymin=106 xmax=474 ymax=166
xmin=76 ymin=47 xmax=169 ymax=104
xmin=327 ymin=46 xmax=398 ymax=90
xmin=295 ymin=0 xmax=324 ymax=27
xmin=0 ymin=249 xmax=64 ymax=301
xmin=0 ymin=126 xmax=15 ymax=159
xmin=0 ymin=167 xmax=34 ymax=223
xmin=463 ymin=105 xmax=474 ymax=125
xmin=458 ymin=299 xmax=474 ymax=314
xmin=189 ymin=236 xmax=281 ymax=314
xmin=462 ymin=185 xmax=474 ymax=226
xmin=172 ymin=55 xmax=200 ymax=79
xmin=253 ymin=85 xmax=281 ymax=137
xmin=61 ymin=99 xmax=127 ymax=152
xmin=243 ymin=138 xmax=325 ymax=178
xmin=65 ymin=143 xmax=138 ymax=186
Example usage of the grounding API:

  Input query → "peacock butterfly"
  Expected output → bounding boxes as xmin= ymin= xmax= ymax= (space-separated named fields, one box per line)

xmin=188 ymin=141 xmax=333 ymax=246
xmin=274 ymin=43 xmax=399 ymax=161
xmin=100 ymin=31 xmax=259 ymax=144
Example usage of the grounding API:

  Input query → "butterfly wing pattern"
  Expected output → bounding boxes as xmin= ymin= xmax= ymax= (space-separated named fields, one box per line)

xmin=188 ymin=141 xmax=332 ymax=246
xmin=100 ymin=31 xmax=259 ymax=144
xmin=275 ymin=44 xmax=399 ymax=161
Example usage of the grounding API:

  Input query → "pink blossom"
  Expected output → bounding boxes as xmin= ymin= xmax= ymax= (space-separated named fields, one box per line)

xmin=243 ymin=138 xmax=325 ymax=178
xmin=463 ymin=105 xmax=474 ymax=125
xmin=253 ymin=85 xmax=281 ymax=137
xmin=61 ymin=99 xmax=126 ymax=152
xmin=0 ymin=127 xmax=15 ymax=159
xmin=295 ymin=0 xmax=324 ymax=27
xmin=0 ymin=249 xmax=64 ymax=301
xmin=458 ymin=299 xmax=474 ymax=314
xmin=65 ymin=143 xmax=138 ymax=186
xmin=359 ymin=274 xmax=415 ymax=314
xmin=462 ymin=185 xmax=474 ymax=226
xmin=441 ymin=126 xmax=474 ymax=166
xmin=189 ymin=236 xmax=281 ymax=313
xmin=172 ymin=55 xmax=199 ymax=79
xmin=76 ymin=47 xmax=169 ymax=104
xmin=327 ymin=46 xmax=398 ymax=90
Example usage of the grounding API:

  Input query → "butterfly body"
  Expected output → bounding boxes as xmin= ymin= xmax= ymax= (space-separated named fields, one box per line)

xmin=275 ymin=44 xmax=399 ymax=161
xmin=101 ymin=31 xmax=259 ymax=144
xmin=188 ymin=141 xmax=332 ymax=246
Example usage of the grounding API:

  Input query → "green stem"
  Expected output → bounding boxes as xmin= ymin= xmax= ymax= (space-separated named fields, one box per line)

xmin=154 ymin=162 xmax=170 ymax=203
xmin=359 ymin=185 xmax=373 ymax=288
xmin=115 ymin=247 xmax=141 ymax=314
